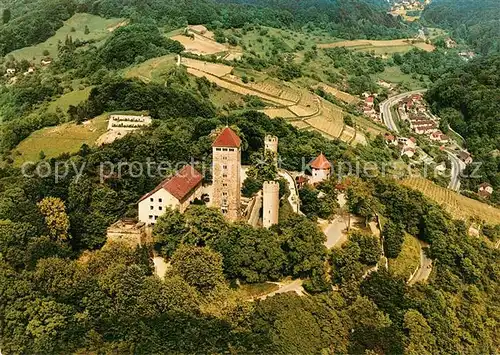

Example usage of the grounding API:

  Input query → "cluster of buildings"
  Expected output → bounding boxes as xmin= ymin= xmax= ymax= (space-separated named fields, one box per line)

xmin=384 ymin=133 xmax=418 ymax=158
xmin=137 ymin=127 xmax=281 ymax=229
xmin=398 ymin=93 xmax=449 ymax=144
xmin=362 ymin=94 xmax=381 ymax=122
xmin=390 ymin=0 xmax=427 ymax=13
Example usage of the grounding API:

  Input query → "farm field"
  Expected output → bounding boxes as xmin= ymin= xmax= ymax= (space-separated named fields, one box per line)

xmin=313 ymin=83 xmax=360 ymax=104
xmin=13 ymin=114 xmax=108 ymax=166
xmin=171 ymin=33 xmax=228 ymax=56
xmin=47 ymin=87 xmax=93 ymax=114
xmin=171 ymin=25 xmax=242 ymax=59
xmin=402 ymin=177 xmax=500 ymax=225
xmin=305 ymin=115 xmax=344 ymax=139
xmin=186 ymin=67 xmax=289 ymax=105
xmin=7 ymin=13 xmax=125 ymax=62
xmin=388 ymin=233 xmax=421 ymax=280
xmin=340 ymin=126 xmax=356 ymax=144
xmin=353 ymin=115 xmax=387 ymax=137
xmin=180 ymin=57 xmax=372 ymax=143
xmin=182 ymin=57 xmax=233 ymax=77
xmin=317 ymin=39 xmax=435 ymax=53
xmin=259 ymin=108 xmax=295 ymax=118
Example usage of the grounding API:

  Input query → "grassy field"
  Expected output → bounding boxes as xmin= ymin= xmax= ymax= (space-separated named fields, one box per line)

xmin=353 ymin=115 xmax=387 ymax=137
xmin=388 ymin=233 xmax=421 ymax=279
xmin=13 ymin=114 xmax=108 ymax=166
xmin=7 ymin=13 xmax=125 ymax=62
xmin=402 ymin=177 xmax=500 ymax=225
xmin=124 ymin=54 xmax=177 ymax=82
xmin=47 ymin=87 xmax=92 ymax=113
xmin=373 ymin=66 xmax=427 ymax=90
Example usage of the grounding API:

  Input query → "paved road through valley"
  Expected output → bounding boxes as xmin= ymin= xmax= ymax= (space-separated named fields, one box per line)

xmin=380 ymin=89 xmax=427 ymax=133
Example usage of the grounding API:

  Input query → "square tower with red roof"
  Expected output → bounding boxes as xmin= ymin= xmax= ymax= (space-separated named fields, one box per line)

xmin=212 ymin=127 xmax=241 ymax=221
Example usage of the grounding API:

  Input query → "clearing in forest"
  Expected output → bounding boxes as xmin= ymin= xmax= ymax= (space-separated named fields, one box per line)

xmin=47 ymin=87 xmax=93 ymax=114
xmin=124 ymin=54 xmax=177 ymax=82
xmin=388 ymin=233 xmax=421 ymax=280
xmin=401 ymin=177 xmax=500 ymax=225
xmin=7 ymin=13 xmax=125 ymax=62
xmin=13 ymin=114 xmax=109 ymax=166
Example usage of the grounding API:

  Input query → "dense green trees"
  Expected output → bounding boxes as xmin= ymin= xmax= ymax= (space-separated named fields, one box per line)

xmin=422 ymin=0 xmax=500 ymax=55
xmin=98 ymin=23 xmax=184 ymax=69
xmin=425 ymin=55 xmax=500 ymax=203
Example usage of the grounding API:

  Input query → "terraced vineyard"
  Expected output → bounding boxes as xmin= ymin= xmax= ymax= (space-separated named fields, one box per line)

xmin=180 ymin=57 xmax=365 ymax=144
xmin=402 ymin=177 xmax=500 ymax=225
xmin=317 ymin=39 xmax=435 ymax=53
xmin=313 ymin=83 xmax=360 ymax=105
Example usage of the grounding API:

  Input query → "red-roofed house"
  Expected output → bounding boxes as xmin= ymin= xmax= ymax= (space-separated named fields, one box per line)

xmin=138 ymin=165 xmax=203 ymax=224
xmin=309 ymin=153 xmax=332 ymax=184
xmin=384 ymin=133 xmax=397 ymax=145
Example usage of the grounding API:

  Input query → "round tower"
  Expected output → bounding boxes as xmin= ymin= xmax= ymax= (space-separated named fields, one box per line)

xmin=263 ymin=181 xmax=279 ymax=228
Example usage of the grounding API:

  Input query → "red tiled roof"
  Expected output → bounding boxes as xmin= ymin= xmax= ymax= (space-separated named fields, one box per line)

xmin=385 ymin=133 xmax=395 ymax=141
xmin=366 ymin=96 xmax=374 ymax=103
xmin=296 ymin=175 xmax=308 ymax=183
xmin=138 ymin=165 xmax=203 ymax=203
xmin=310 ymin=153 xmax=331 ymax=170
xmin=409 ymin=137 xmax=417 ymax=143
xmin=212 ymin=127 xmax=241 ymax=148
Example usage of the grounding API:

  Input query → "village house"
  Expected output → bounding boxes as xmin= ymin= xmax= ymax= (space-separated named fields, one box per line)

xmin=458 ymin=151 xmax=473 ymax=164
xmin=398 ymin=136 xmax=417 ymax=149
xmin=384 ymin=133 xmax=397 ymax=145
xmin=414 ymin=123 xmax=438 ymax=135
xmin=430 ymin=130 xmax=449 ymax=143
xmin=296 ymin=175 xmax=308 ymax=189
xmin=401 ymin=146 xmax=416 ymax=158
xmin=478 ymin=182 xmax=494 ymax=199
xmin=309 ymin=153 xmax=332 ymax=185
xmin=138 ymin=165 xmax=203 ymax=225
xmin=5 ymin=68 xmax=15 ymax=76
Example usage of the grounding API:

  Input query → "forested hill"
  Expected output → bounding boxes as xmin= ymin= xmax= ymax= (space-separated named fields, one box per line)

xmin=421 ymin=0 xmax=500 ymax=55
xmin=212 ymin=0 xmax=405 ymax=38
xmin=0 ymin=0 xmax=409 ymax=56
xmin=425 ymin=55 xmax=500 ymax=201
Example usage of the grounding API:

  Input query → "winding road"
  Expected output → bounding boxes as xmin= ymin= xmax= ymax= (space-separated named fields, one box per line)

xmin=380 ymin=89 xmax=427 ymax=133
xmin=380 ymin=90 xmax=437 ymax=284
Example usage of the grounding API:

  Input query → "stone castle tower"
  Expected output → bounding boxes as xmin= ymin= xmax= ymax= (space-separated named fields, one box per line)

xmin=263 ymin=181 xmax=279 ymax=228
xmin=264 ymin=135 xmax=278 ymax=155
xmin=264 ymin=135 xmax=278 ymax=165
xmin=212 ymin=127 xmax=241 ymax=221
